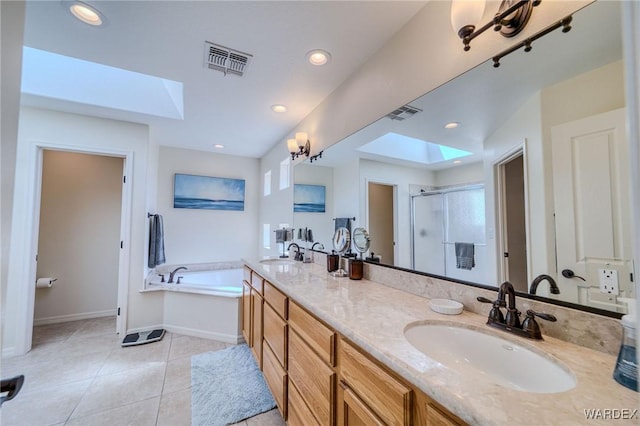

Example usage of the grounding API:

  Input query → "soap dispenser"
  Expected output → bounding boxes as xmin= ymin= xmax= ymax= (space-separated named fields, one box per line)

xmin=613 ymin=300 xmax=638 ymax=392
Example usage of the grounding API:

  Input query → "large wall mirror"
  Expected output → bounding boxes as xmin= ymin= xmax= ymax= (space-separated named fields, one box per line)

xmin=293 ymin=0 xmax=634 ymax=316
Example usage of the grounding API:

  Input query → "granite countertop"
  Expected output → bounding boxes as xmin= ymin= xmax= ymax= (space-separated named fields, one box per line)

xmin=243 ymin=259 xmax=638 ymax=425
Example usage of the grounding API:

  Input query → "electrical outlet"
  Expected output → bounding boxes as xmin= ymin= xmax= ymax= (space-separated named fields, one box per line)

xmin=598 ymin=269 xmax=619 ymax=295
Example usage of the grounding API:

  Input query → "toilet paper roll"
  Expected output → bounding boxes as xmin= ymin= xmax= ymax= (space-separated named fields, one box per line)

xmin=36 ymin=278 xmax=56 ymax=289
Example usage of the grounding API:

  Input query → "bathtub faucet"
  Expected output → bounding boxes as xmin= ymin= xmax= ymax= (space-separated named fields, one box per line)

xmin=168 ymin=266 xmax=188 ymax=283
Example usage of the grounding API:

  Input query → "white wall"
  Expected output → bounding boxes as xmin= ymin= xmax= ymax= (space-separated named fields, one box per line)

xmin=435 ymin=162 xmax=484 ymax=187
xmin=293 ymin=164 xmax=334 ymax=252
xmin=4 ymin=107 xmax=163 ymax=355
xmin=157 ymin=146 xmax=260 ymax=264
xmin=1 ymin=0 xmax=25 ymax=346
xmin=34 ymin=151 xmax=122 ymax=323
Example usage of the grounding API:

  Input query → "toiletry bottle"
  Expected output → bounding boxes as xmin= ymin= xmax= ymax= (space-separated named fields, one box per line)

xmin=613 ymin=303 xmax=638 ymax=392
xmin=349 ymin=258 xmax=363 ymax=280
xmin=327 ymin=250 xmax=339 ymax=272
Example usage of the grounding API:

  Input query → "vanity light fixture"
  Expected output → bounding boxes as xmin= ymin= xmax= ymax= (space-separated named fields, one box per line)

xmin=452 ymin=0 xmax=540 ymax=52
xmin=68 ymin=1 xmax=104 ymax=26
xmin=306 ymin=49 xmax=331 ymax=66
xmin=287 ymin=132 xmax=323 ymax=163
xmin=271 ymin=104 xmax=288 ymax=113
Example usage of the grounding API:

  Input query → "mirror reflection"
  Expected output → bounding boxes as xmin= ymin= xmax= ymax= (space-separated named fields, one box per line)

xmin=294 ymin=1 xmax=634 ymax=315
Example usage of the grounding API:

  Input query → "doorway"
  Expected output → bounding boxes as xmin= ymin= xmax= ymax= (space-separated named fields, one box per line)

xmin=35 ymin=150 xmax=124 ymax=332
xmin=367 ymin=182 xmax=395 ymax=264
xmin=496 ymin=150 xmax=529 ymax=292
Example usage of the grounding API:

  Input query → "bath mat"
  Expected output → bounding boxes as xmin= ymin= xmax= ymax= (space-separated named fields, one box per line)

xmin=191 ymin=344 xmax=276 ymax=425
xmin=121 ymin=329 xmax=165 ymax=347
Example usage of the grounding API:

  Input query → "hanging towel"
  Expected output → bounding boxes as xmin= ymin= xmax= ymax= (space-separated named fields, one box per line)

xmin=455 ymin=242 xmax=475 ymax=270
xmin=307 ymin=228 xmax=314 ymax=243
xmin=275 ymin=229 xmax=286 ymax=244
xmin=334 ymin=218 xmax=351 ymax=232
xmin=148 ymin=214 xmax=166 ymax=268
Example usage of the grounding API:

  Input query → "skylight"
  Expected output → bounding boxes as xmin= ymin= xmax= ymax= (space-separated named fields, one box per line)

xmin=21 ymin=47 xmax=184 ymax=120
xmin=357 ymin=132 xmax=472 ymax=165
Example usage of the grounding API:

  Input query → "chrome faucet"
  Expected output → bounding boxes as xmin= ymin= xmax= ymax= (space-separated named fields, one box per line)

xmin=478 ymin=281 xmax=557 ymax=340
xmin=168 ymin=266 xmax=187 ymax=283
xmin=529 ymin=274 xmax=560 ymax=295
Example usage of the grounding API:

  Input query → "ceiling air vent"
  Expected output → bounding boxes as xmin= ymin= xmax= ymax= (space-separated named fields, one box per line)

xmin=204 ymin=41 xmax=253 ymax=77
xmin=386 ymin=105 xmax=422 ymax=121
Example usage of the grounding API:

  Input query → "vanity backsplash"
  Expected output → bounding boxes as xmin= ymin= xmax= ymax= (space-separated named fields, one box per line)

xmin=311 ymin=251 xmax=622 ymax=356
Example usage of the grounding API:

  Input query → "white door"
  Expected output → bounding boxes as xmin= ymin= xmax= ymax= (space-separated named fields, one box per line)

xmin=552 ymin=108 xmax=632 ymax=310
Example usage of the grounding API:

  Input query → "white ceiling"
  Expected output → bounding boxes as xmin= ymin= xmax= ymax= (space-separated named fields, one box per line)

xmin=21 ymin=0 xmax=428 ymax=158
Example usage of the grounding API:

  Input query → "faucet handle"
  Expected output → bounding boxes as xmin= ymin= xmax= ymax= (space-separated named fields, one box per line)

xmin=477 ymin=296 xmax=505 ymax=324
xmin=526 ymin=309 xmax=557 ymax=322
xmin=522 ymin=309 xmax=556 ymax=340
xmin=158 ymin=274 xmax=165 ymax=283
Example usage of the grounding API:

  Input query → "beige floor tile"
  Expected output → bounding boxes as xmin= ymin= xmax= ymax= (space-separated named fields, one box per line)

xmin=168 ymin=335 xmax=229 ymax=360
xmin=2 ymin=339 xmax=68 ymax=368
xmin=156 ymin=388 xmax=191 ymax=426
xmin=98 ymin=337 xmax=171 ymax=376
xmin=32 ymin=321 xmax=84 ymax=345
xmin=71 ymin=317 xmax=117 ymax=339
xmin=3 ymin=351 xmax=109 ymax=395
xmin=71 ymin=363 xmax=166 ymax=419
xmin=163 ymin=355 xmax=192 ymax=394
xmin=64 ymin=396 xmax=160 ymax=426
xmin=245 ymin=409 xmax=286 ymax=426
xmin=0 ymin=378 xmax=92 ymax=426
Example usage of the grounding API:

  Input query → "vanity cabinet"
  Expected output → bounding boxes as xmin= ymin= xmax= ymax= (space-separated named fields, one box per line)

xmin=243 ymin=265 xmax=465 ymax=426
xmin=262 ymin=281 xmax=289 ymax=418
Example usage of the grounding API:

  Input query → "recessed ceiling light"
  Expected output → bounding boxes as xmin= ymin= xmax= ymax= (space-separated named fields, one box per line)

xmin=444 ymin=122 xmax=459 ymax=129
xmin=214 ymin=144 xmax=224 ymax=149
xmin=306 ymin=49 xmax=331 ymax=66
xmin=68 ymin=1 xmax=104 ymax=26
xmin=453 ymin=160 xmax=462 ymax=164
xmin=271 ymin=104 xmax=288 ymax=113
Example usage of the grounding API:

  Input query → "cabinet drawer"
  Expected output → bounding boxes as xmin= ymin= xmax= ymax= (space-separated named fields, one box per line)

xmin=289 ymin=301 xmax=336 ymax=366
xmin=426 ymin=403 xmax=464 ymax=426
xmin=264 ymin=302 xmax=288 ymax=368
xmin=339 ymin=339 xmax=412 ymax=426
xmin=251 ymin=272 xmax=264 ymax=293
xmin=263 ymin=342 xmax=287 ymax=419
xmin=289 ymin=329 xmax=335 ymax=425
xmin=288 ymin=379 xmax=320 ymax=426
xmin=340 ymin=383 xmax=385 ymax=426
xmin=243 ymin=266 xmax=252 ymax=283
xmin=264 ymin=280 xmax=288 ymax=319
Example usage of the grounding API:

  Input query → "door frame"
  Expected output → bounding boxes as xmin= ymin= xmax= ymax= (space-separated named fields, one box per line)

xmin=364 ymin=179 xmax=398 ymax=265
xmin=494 ymin=142 xmax=532 ymax=287
xmin=13 ymin=141 xmax=131 ymax=355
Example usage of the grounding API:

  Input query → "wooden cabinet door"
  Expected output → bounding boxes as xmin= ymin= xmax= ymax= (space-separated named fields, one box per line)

xmin=339 ymin=384 xmax=384 ymax=426
xmin=242 ymin=280 xmax=251 ymax=345
xmin=251 ymin=288 xmax=263 ymax=368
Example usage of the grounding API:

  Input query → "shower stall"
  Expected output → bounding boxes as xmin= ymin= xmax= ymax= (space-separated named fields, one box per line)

xmin=411 ymin=185 xmax=488 ymax=284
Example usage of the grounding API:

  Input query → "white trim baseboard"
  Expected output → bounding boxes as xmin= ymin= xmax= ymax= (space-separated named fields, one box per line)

xmin=125 ymin=324 xmax=243 ymax=344
xmin=33 ymin=309 xmax=117 ymax=326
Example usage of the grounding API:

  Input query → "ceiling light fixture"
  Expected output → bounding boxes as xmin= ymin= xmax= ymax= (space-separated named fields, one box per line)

xmin=444 ymin=122 xmax=459 ymax=129
xmin=453 ymin=160 xmax=462 ymax=164
xmin=306 ymin=49 xmax=331 ymax=66
xmin=68 ymin=1 xmax=104 ymax=26
xmin=271 ymin=104 xmax=288 ymax=113
xmin=287 ymin=132 xmax=323 ymax=163
xmin=214 ymin=144 xmax=224 ymax=149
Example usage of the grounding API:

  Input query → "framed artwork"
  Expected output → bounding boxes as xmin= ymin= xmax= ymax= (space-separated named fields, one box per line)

xmin=174 ymin=173 xmax=245 ymax=211
xmin=294 ymin=184 xmax=326 ymax=213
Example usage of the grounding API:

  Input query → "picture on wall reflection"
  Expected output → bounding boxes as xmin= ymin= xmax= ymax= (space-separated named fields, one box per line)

xmin=174 ymin=173 xmax=245 ymax=211
xmin=294 ymin=184 xmax=326 ymax=213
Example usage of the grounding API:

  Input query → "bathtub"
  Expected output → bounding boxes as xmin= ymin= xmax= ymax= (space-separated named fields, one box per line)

xmin=144 ymin=266 xmax=244 ymax=343
xmin=147 ymin=268 xmax=243 ymax=297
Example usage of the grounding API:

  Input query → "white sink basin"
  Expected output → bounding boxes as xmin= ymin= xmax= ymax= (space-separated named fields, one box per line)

xmin=404 ymin=322 xmax=576 ymax=393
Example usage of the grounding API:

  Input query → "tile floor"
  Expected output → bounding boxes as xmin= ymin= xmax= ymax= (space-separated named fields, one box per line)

xmin=0 ymin=317 xmax=285 ymax=426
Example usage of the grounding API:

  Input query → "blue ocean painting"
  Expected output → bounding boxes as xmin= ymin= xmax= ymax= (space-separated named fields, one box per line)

xmin=174 ymin=174 xmax=245 ymax=211
xmin=294 ymin=184 xmax=325 ymax=213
